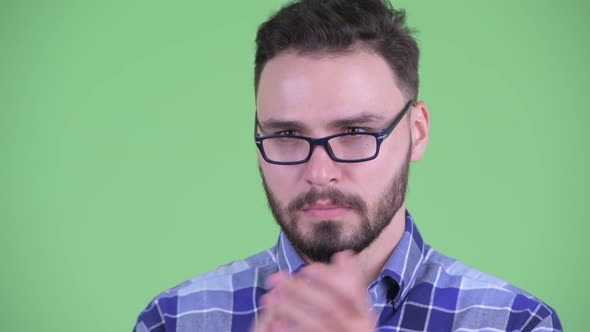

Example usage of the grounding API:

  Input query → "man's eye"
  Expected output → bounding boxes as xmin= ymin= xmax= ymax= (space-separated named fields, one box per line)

xmin=277 ymin=130 xmax=298 ymax=136
xmin=344 ymin=127 xmax=368 ymax=134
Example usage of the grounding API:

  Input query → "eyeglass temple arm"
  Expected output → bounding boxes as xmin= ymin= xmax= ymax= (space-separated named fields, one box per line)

xmin=254 ymin=111 xmax=261 ymax=139
xmin=380 ymin=99 xmax=416 ymax=138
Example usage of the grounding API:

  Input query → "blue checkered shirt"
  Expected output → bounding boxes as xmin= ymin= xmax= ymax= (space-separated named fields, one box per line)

xmin=134 ymin=211 xmax=561 ymax=331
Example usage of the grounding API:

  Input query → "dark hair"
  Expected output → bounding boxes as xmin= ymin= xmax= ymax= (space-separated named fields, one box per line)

xmin=254 ymin=0 xmax=419 ymax=101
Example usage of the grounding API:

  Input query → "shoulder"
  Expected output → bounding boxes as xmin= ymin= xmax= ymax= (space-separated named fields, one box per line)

xmin=134 ymin=249 xmax=278 ymax=332
xmin=414 ymin=245 xmax=562 ymax=331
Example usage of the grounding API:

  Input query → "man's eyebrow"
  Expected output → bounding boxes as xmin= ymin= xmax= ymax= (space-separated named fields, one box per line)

xmin=327 ymin=113 xmax=386 ymax=129
xmin=258 ymin=118 xmax=308 ymax=132
xmin=257 ymin=113 xmax=386 ymax=132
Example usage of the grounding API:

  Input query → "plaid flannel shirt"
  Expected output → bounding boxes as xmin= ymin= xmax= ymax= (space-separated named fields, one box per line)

xmin=134 ymin=211 xmax=561 ymax=331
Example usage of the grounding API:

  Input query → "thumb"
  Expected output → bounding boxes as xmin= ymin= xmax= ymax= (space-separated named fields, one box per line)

xmin=331 ymin=250 xmax=355 ymax=268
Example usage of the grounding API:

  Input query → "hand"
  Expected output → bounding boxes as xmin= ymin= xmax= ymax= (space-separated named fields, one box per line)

xmin=250 ymin=251 xmax=376 ymax=332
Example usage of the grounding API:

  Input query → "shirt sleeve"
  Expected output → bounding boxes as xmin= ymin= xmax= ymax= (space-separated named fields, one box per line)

xmin=530 ymin=309 xmax=563 ymax=332
xmin=133 ymin=300 xmax=166 ymax=332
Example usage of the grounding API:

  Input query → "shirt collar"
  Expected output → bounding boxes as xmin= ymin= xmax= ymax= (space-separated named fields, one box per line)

xmin=275 ymin=231 xmax=306 ymax=274
xmin=274 ymin=210 xmax=426 ymax=308
xmin=378 ymin=210 xmax=426 ymax=308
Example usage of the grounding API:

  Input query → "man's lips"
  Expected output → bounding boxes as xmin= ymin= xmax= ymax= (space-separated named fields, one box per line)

xmin=302 ymin=204 xmax=346 ymax=211
xmin=301 ymin=201 xmax=352 ymax=219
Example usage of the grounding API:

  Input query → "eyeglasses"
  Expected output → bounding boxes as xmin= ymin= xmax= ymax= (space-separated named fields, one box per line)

xmin=254 ymin=100 xmax=415 ymax=165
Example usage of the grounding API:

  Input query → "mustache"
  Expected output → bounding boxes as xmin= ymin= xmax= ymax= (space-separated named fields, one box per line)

xmin=287 ymin=187 xmax=368 ymax=215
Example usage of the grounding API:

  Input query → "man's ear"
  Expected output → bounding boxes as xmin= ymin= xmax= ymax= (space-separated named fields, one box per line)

xmin=409 ymin=101 xmax=430 ymax=162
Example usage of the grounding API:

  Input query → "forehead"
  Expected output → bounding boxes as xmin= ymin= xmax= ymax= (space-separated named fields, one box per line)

xmin=255 ymin=50 xmax=405 ymax=123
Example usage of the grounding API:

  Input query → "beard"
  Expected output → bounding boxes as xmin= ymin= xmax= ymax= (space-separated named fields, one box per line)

xmin=260 ymin=147 xmax=411 ymax=263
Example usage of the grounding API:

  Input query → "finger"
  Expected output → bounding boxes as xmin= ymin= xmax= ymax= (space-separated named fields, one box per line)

xmin=261 ymin=286 xmax=284 ymax=307
xmin=266 ymin=271 xmax=291 ymax=290
xmin=270 ymin=292 xmax=329 ymax=332
xmin=298 ymin=263 xmax=368 ymax=316
xmin=250 ymin=309 xmax=273 ymax=332
xmin=275 ymin=274 xmax=354 ymax=331
xmin=266 ymin=271 xmax=376 ymax=331
xmin=298 ymin=263 xmax=363 ymax=300
xmin=269 ymin=319 xmax=289 ymax=332
xmin=261 ymin=272 xmax=292 ymax=307
xmin=331 ymin=250 xmax=355 ymax=268
xmin=273 ymin=289 xmax=373 ymax=332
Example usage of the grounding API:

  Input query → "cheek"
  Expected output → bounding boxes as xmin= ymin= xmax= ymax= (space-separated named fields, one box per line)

xmin=346 ymin=144 xmax=407 ymax=201
xmin=373 ymin=129 xmax=411 ymax=174
xmin=260 ymin=161 xmax=301 ymax=200
xmin=350 ymin=165 xmax=389 ymax=203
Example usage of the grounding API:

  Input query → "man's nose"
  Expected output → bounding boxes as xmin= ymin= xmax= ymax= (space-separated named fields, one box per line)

xmin=303 ymin=144 xmax=342 ymax=187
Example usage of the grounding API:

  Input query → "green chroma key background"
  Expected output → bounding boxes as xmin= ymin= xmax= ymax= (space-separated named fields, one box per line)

xmin=0 ymin=0 xmax=587 ymax=330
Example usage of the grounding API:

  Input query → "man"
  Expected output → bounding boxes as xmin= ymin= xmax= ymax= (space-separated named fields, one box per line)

xmin=135 ymin=0 xmax=561 ymax=331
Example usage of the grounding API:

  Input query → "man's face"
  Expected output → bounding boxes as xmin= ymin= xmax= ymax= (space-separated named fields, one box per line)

xmin=256 ymin=50 xmax=414 ymax=263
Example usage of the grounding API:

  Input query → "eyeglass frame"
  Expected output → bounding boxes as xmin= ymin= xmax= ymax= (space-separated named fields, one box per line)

xmin=254 ymin=99 xmax=416 ymax=165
